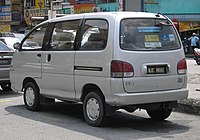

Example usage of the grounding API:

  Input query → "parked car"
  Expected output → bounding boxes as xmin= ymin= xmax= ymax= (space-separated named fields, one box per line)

xmin=0 ymin=37 xmax=21 ymax=50
xmin=14 ymin=33 xmax=25 ymax=41
xmin=0 ymin=32 xmax=15 ymax=37
xmin=10 ymin=12 xmax=188 ymax=126
xmin=0 ymin=41 xmax=14 ymax=91
xmin=18 ymin=27 xmax=31 ymax=34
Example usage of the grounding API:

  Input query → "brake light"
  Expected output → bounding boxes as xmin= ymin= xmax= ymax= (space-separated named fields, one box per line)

xmin=177 ymin=58 xmax=187 ymax=74
xmin=111 ymin=60 xmax=134 ymax=78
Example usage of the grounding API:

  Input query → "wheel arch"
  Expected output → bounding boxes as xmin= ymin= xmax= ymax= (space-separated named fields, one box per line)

xmin=22 ymin=77 xmax=39 ymax=92
xmin=80 ymin=84 xmax=105 ymax=102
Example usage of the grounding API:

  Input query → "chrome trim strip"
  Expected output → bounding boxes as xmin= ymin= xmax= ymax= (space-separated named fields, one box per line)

xmin=74 ymin=66 xmax=103 ymax=71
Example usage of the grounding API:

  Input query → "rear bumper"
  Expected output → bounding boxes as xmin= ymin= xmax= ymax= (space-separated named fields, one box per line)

xmin=111 ymin=88 xmax=188 ymax=106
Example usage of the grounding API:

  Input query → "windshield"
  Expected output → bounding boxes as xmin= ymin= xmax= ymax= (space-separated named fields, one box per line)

xmin=120 ymin=18 xmax=181 ymax=51
xmin=0 ymin=41 xmax=12 ymax=51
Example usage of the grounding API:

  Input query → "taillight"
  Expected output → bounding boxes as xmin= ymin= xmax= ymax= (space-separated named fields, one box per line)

xmin=177 ymin=58 xmax=187 ymax=74
xmin=111 ymin=60 xmax=134 ymax=78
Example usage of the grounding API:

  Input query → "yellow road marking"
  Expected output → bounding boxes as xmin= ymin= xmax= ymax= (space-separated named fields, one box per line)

xmin=0 ymin=99 xmax=11 ymax=103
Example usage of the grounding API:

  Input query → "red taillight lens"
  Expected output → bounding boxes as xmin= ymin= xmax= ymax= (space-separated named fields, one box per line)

xmin=177 ymin=58 xmax=187 ymax=74
xmin=111 ymin=60 xmax=134 ymax=78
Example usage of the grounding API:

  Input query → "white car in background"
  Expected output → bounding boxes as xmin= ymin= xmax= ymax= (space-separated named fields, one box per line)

xmin=14 ymin=33 xmax=25 ymax=41
xmin=0 ymin=41 xmax=14 ymax=91
xmin=0 ymin=37 xmax=21 ymax=50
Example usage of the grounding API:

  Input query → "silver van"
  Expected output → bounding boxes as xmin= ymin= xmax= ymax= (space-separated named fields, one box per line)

xmin=10 ymin=12 xmax=188 ymax=126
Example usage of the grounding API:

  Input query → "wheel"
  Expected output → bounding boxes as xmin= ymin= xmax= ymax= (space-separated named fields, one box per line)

xmin=24 ymin=82 xmax=40 ymax=111
xmin=1 ymin=83 xmax=12 ymax=91
xmin=83 ymin=91 xmax=106 ymax=127
xmin=146 ymin=108 xmax=172 ymax=120
xmin=196 ymin=60 xmax=200 ymax=65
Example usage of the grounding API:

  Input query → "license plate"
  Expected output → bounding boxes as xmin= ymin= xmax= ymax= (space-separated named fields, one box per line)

xmin=147 ymin=65 xmax=167 ymax=74
xmin=0 ymin=59 xmax=9 ymax=65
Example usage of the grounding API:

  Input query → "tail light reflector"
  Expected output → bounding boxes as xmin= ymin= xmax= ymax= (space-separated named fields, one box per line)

xmin=177 ymin=58 xmax=187 ymax=74
xmin=111 ymin=60 xmax=134 ymax=78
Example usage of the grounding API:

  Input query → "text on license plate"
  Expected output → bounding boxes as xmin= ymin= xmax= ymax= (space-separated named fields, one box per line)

xmin=0 ymin=60 xmax=9 ymax=65
xmin=147 ymin=65 xmax=167 ymax=74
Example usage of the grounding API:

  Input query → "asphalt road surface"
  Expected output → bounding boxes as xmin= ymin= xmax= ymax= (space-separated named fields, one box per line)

xmin=0 ymin=90 xmax=200 ymax=140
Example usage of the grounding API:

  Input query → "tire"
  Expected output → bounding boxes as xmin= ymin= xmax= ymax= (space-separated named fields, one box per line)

xmin=83 ymin=91 xmax=106 ymax=127
xmin=196 ymin=60 xmax=200 ymax=65
xmin=1 ymin=83 xmax=12 ymax=91
xmin=146 ymin=108 xmax=172 ymax=120
xmin=24 ymin=82 xmax=40 ymax=111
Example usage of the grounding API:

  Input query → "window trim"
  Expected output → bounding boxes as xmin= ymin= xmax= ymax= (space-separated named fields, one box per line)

xmin=119 ymin=18 xmax=181 ymax=51
xmin=19 ymin=23 xmax=48 ymax=51
xmin=77 ymin=18 xmax=109 ymax=51
xmin=43 ymin=19 xmax=82 ymax=51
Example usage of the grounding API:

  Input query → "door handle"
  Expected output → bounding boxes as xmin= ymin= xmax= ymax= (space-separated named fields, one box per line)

xmin=37 ymin=54 xmax=41 ymax=57
xmin=47 ymin=54 xmax=51 ymax=62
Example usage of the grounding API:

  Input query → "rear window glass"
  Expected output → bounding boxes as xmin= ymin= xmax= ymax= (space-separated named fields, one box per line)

xmin=120 ymin=18 xmax=180 ymax=51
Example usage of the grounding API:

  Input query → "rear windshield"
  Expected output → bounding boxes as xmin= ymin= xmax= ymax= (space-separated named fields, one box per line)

xmin=120 ymin=18 xmax=181 ymax=51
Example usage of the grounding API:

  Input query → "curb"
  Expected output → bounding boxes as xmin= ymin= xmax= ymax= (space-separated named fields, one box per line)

xmin=175 ymin=99 xmax=200 ymax=116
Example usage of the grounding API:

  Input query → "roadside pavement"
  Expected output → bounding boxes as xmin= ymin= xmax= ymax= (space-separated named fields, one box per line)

xmin=175 ymin=57 xmax=200 ymax=116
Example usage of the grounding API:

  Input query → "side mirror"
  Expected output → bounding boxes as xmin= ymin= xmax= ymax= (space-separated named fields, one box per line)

xmin=13 ymin=42 xmax=20 ymax=50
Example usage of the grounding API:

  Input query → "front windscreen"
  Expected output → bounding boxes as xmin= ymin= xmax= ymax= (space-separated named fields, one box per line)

xmin=120 ymin=18 xmax=181 ymax=51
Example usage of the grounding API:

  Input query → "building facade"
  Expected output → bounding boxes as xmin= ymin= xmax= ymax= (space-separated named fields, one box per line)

xmin=0 ymin=0 xmax=24 ymax=32
xmin=23 ymin=0 xmax=119 ymax=27
xmin=0 ymin=0 xmax=120 ymax=32
xmin=144 ymin=0 xmax=200 ymax=36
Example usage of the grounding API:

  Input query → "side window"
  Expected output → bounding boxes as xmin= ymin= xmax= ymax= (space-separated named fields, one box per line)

xmin=80 ymin=19 xmax=108 ymax=51
xmin=48 ymin=20 xmax=80 ymax=51
xmin=21 ymin=25 xmax=47 ymax=50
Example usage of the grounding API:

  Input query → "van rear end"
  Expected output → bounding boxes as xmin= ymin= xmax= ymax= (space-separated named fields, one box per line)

xmin=111 ymin=13 xmax=188 ymax=108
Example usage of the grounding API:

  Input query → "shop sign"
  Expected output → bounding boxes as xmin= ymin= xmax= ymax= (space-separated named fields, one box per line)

xmin=10 ymin=21 xmax=20 ymax=25
xmin=179 ymin=21 xmax=200 ymax=32
xmin=0 ymin=12 xmax=11 ymax=21
xmin=12 ymin=4 xmax=21 ymax=11
xmin=12 ymin=12 xmax=21 ymax=21
xmin=0 ymin=25 xmax=11 ymax=32
xmin=12 ymin=0 xmax=21 ymax=4
xmin=5 ymin=0 xmax=11 ymax=5
xmin=53 ymin=4 xmax=62 ymax=10
xmin=97 ymin=3 xmax=118 ymax=12
xmin=29 ymin=9 xmax=48 ymax=17
xmin=62 ymin=5 xmax=74 ymax=14
xmin=35 ymin=0 xmax=45 ymax=9
xmin=0 ymin=6 xmax=11 ymax=12
xmin=74 ymin=4 xmax=95 ymax=14
xmin=24 ymin=8 xmax=48 ymax=26
xmin=144 ymin=0 xmax=158 ymax=4
xmin=179 ymin=22 xmax=190 ymax=32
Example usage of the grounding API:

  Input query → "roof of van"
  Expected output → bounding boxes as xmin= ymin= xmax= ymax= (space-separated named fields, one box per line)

xmin=39 ymin=12 xmax=167 ymax=25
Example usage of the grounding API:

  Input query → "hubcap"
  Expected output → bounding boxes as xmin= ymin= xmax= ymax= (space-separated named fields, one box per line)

xmin=25 ymin=87 xmax=35 ymax=106
xmin=86 ymin=98 xmax=100 ymax=121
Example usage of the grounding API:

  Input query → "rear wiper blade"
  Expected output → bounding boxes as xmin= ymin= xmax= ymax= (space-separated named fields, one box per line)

xmin=159 ymin=21 xmax=172 ymax=26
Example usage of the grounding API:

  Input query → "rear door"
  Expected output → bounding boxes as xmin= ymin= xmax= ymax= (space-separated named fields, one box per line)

xmin=74 ymin=15 xmax=113 ymax=100
xmin=40 ymin=19 xmax=82 ymax=100
xmin=119 ymin=18 xmax=186 ymax=93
